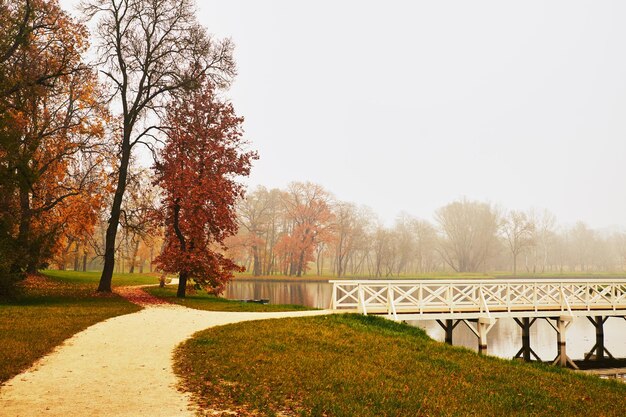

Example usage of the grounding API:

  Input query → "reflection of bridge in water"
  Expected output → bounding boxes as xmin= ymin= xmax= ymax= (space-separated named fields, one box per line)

xmin=330 ymin=279 xmax=626 ymax=369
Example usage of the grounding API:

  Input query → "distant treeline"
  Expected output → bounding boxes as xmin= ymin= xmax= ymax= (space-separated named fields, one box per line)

xmin=227 ymin=183 xmax=626 ymax=277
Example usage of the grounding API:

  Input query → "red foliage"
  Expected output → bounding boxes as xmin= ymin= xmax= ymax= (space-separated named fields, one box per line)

xmin=153 ymin=81 xmax=257 ymax=295
xmin=277 ymin=183 xmax=334 ymax=276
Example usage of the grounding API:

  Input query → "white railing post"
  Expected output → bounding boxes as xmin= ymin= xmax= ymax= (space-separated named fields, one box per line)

xmin=613 ymin=283 xmax=617 ymax=311
xmin=419 ymin=283 xmax=423 ymax=315
xmin=560 ymin=286 xmax=572 ymax=316
xmin=359 ymin=284 xmax=367 ymax=315
xmin=331 ymin=282 xmax=337 ymax=310
xmin=388 ymin=284 xmax=398 ymax=321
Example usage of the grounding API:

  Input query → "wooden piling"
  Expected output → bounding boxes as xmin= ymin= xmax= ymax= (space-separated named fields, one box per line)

xmin=550 ymin=316 xmax=578 ymax=369
xmin=436 ymin=319 xmax=458 ymax=345
xmin=514 ymin=317 xmax=540 ymax=362
xmin=584 ymin=316 xmax=614 ymax=361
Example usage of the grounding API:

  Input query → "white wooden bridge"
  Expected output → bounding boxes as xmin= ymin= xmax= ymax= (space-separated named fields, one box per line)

xmin=330 ymin=278 xmax=626 ymax=368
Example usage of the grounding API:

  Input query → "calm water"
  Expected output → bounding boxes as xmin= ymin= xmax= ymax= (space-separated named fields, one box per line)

xmin=225 ymin=280 xmax=626 ymax=361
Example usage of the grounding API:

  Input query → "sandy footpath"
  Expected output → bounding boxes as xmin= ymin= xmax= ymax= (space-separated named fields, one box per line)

xmin=0 ymin=286 xmax=331 ymax=416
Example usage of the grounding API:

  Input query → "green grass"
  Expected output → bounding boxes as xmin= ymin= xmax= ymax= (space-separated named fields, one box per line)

xmin=145 ymin=285 xmax=313 ymax=312
xmin=0 ymin=271 xmax=143 ymax=383
xmin=175 ymin=314 xmax=626 ymax=417
xmin=42 ymin=269 xmax=161 ymax=286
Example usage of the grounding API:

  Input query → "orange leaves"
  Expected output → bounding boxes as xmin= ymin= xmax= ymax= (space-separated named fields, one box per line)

xmin=276 ymin=182 xmax=335 ymax=276
xmin=0 ymin=0 xmax=108 ymax=273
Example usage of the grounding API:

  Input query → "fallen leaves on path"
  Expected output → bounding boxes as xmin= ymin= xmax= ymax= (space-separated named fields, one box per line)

xmin=114 ymin=286 xmax=172 ymax=307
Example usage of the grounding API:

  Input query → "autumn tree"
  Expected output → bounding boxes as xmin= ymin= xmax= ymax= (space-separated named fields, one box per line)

xmin=153 ymin=80 xmax=256 ymax=297
xmin=83 ymin=0 xmax=236 ymax=292
xmin=280 ymin=182 xmax=334 ymax=277
xmin=0 ymin=0 xmax=107 ymax=293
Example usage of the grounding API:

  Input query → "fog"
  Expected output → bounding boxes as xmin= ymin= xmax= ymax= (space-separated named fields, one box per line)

xmin=60 ymin=0 xmax=626 ymax=229
xmin=193 ymin=1 xmax=626 ymax=229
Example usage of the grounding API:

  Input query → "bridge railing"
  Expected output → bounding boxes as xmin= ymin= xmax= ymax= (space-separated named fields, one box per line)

xmin=329 ymin=279 xmax=626 ymax=317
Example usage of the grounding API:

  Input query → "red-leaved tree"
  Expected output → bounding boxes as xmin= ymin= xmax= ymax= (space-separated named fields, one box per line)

xmin=153 ymin=81 xmax=257 ymax=297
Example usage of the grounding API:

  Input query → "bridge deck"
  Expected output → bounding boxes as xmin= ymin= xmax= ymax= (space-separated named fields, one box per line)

xmin=330 ymin=279 xmax=626 ymax=321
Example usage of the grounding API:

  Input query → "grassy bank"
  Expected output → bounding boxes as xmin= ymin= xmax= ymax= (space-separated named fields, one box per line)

xmin=176 ymin=314 xmax=626 ymax=417
xmin=145 ymin=285 xmax=313 ymax=312
xmin=42 ymin=269 xmax=160 ymax=286
xmin=0 ymin=271 xmax=145 ymax=383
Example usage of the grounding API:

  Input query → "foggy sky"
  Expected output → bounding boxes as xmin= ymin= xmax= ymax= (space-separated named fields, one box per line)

xmin=63 ymin=1 xmax=626 ymax=229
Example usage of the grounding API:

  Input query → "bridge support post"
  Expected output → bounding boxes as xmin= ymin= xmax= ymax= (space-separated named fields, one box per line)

xmin=478 ymin=320 xmax=488 ymax=355
xmin=548 ymin=316 xmax=578 ymax=369
xmin=462 ymin=317 xmax=496 ymax=355
xmin=436 ymin=319 xmax=459 ymax=345
xmin=584 ymin=316 xmax=614 ymax=361
xmin=557 ymin=317 xmax=568 ymax=367
xmin=514 ymin=318 xmax=540 ymax=362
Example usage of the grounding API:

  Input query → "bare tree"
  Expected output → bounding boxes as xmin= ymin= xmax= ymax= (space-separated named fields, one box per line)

xmin=411 ymin=218 xmax=438 ymax=273
xmin=435 ymin=199 xmax=500 ymax=273
xmin=392 ymin=213 xmax=415 ymax=276
xmin=332 ymin=202 xmax=358 ymax=277
xmin=526 ymin=209 xmax=556 ymax=273
xmin=501 ymin=210 xmax=535 ymax=275
xmin=569 ymin=222 xmax=596 ymax=272
xmin=237 ymin=186 xmax=274 ymax=276
xmin=83 ymin=0 xmax=236 ymax=291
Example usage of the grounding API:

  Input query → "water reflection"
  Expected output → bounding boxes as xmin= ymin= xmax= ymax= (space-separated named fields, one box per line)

xmin=224 ymin=280 xmax=626 ymax=360
xmin=224 ymin=280 xmax=333 ymax=310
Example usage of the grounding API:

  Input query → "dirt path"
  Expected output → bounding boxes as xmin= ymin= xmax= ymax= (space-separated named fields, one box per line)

xmin=0 ymin=287 xmax=331 ymax=416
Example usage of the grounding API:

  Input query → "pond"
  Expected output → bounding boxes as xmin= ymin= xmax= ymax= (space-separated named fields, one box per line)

xmin=224 ymin=279 xmax=626 ymax=362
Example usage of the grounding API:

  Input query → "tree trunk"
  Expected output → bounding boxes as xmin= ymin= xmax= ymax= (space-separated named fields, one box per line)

xmin=98 ymin=135 xmax=132 ymax=292
xmin=296 ymin=251 xmax=305 ymax=277
xmin=252 ymin=246 xmax=261 ymax=276
xmin=172 ymin=199 xmax=188 ymax=298
xmin=82 ymin=252 xmax=87 ymax=272
xmin=73 ymin=242 xmax=80 ymax=271
xmin=129 ymin=239 xmax=140 ymax=273
xmin=177 ymin=272 xmax=188 ymax=298
xmin=12 ymin=186 xmax=31 ymax=273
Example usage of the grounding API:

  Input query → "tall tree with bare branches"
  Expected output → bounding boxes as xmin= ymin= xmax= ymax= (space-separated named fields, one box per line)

xmin=501 ymin=210 xmax=534 ymax=275
xmin=435 ymin=199 xmax=500 ymax=273
xmin=82 ymin=0 xmax=236 ymax=291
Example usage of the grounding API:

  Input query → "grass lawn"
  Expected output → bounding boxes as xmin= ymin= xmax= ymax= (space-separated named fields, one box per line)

xmin=175 ymin=314 xmax=626 ymax=417
xmin=145 ymin=285 xmax=313 ymax=312
xmin=42 ymin=269 xmax=161 ymax=286
xmin=0 ymin=270 xmax=145 ymax=383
